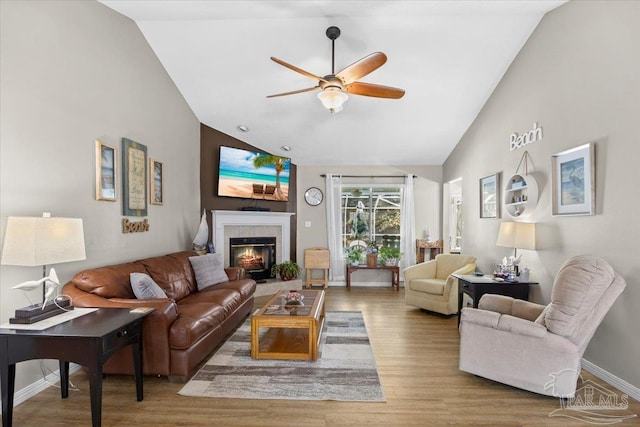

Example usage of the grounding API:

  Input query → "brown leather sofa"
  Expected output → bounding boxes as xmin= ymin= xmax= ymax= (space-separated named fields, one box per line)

xmin=62 ymin=250 xmax=256 ymax=382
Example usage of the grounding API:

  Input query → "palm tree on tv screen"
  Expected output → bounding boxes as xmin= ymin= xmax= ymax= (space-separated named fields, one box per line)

xmin=253 ymin=154 xmax=287 ymax=200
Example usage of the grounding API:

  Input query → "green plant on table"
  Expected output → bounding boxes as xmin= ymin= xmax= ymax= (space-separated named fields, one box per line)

xmin=346 ymin=246 xmax=365 ymax=265
xmin=379 ymin=247 xmax=402 ymax=266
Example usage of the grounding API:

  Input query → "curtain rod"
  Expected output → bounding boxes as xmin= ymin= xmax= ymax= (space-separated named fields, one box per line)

xmin=320 ymin=174 xmax=417 ymax=178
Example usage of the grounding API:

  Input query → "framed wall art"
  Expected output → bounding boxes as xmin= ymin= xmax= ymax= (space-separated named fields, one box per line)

xmin=122 ymin=137 xmax=147 ymax=216
xmin=551 ymin=142 xmax=595 ymax=216
xmin=479 ymin=172 xmax=500 ymax=218
xmin=150 ymin=158 xmax=163 ymax=205
xmin=95 ymin=140 xmax=116 ymax=201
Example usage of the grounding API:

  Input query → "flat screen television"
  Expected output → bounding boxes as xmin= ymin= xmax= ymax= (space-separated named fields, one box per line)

xmin=217 ymin=146 xmax=291 ymax=202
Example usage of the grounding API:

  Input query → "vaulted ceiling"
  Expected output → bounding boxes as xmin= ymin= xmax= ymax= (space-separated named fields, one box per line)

xmin=100 ymin=1 xmax=566 ymax=165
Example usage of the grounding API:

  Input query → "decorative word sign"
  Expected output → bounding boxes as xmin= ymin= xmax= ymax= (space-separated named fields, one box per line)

xmin=122 ymin=218 xmax=150 ymax=233
xmin=510 ymin=122 xmax=542 ymax=151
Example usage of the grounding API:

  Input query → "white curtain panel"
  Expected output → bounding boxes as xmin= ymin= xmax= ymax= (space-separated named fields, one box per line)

xmin=400 ymin=174 xmax=417 ymax=278
xmin=325 ymin=174 xmax=345 ymax=281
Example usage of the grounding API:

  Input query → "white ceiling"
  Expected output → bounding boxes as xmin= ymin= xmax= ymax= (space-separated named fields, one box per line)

xmin=100 ymin=1 xmax=566 ymax=166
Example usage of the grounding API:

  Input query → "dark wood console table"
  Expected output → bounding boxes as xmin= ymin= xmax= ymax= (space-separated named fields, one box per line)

xmin=0 ymin=307 xmax=154 ymax=427
xmin=346 ymin=265 xmax=400 ymax=291
xmin=453 ymin=274 xmax=537 ymax=326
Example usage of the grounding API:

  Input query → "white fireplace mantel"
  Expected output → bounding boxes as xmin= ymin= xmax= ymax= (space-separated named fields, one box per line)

xmin=211 ymin=210 xmax=295 ymax=265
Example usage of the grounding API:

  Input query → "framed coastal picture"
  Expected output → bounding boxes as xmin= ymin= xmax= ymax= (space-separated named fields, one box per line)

xmin=122 ymin=138 xmax=147 ymax=216
xmin=95 ymin=140 xmax=116 ymax=201
xmin=479 ymin=173 xmax=500 ymax=218
xmin=551 ymin=143 xmax=595 ymax=216
xmin=150 ymin=158 xmax=163 ymax=205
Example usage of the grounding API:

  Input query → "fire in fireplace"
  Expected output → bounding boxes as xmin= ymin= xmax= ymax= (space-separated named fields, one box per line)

xmin=229 ymin=237 xmax=276 ymax=281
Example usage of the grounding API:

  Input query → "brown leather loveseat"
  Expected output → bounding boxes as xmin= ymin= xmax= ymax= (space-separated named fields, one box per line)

xmin=63 ymin=250 xmax=256 ymax=382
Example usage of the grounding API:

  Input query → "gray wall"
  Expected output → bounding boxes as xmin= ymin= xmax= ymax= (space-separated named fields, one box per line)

xmin=0 ymin=1 xmax=200 ymax=390
xmin=443 ymin=0 xmax=640 ymax=388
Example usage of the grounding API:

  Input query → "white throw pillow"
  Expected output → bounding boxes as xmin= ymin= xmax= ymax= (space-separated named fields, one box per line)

xmin=189 ymin=253 xmax=229 ymax=291
xmin=130 ymin=272 xmax=167 ymax=299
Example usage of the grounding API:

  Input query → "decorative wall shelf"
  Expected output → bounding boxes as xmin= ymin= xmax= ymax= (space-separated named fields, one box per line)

xmin=504 ymin=173 xmax=538 ymax=218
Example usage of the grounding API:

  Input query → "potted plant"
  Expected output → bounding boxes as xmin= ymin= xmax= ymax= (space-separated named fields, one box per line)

xmin=379 ymin=247 xmax=402 ymax=266
xmin=366 ymin=241 xmax=379 ymax=267
xmin=346 ymin=246 xmax=365 ymax=266
xmin=271 ymin=260 xmax=300 ymax=281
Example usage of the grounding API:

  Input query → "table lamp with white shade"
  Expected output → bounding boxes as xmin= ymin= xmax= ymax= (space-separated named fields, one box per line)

xmin=1 ymin=213 xmax=86 ymax=323
xmin=496 ymin=221 xmax=536 ymax=277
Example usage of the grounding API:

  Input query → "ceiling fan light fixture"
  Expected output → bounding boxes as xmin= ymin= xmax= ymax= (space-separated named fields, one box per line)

xmin=317 ymin=87 xmax=348 ymax=113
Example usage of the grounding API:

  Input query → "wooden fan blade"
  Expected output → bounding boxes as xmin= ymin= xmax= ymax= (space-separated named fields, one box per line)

xmin=270 ymin=57 xmax=329 ymax=83
xmin=336 ymin=52 xmax=387 ymax=84
xmin=344 ymin=81 xmax=405 ymax=99
xmin=266 ymin=86 xmax=321 ymax=98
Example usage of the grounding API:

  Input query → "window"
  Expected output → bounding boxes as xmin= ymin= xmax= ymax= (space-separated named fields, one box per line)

xmin=341 ymin=186 xmax=402 ymax=249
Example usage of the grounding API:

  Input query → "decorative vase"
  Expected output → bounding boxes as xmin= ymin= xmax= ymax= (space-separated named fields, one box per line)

xmin=366 ymin=253 xmax=378 ymax=267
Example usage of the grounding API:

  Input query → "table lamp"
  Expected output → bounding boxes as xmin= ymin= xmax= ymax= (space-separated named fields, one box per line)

xmin=496 ymin=222 xmax=536 ymax=276
xmin=1 ymin=214 xmax=86 ymax=323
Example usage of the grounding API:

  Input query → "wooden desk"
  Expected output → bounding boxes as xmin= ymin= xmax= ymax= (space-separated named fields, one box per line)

xmin=453 ymin=274 xmax=537 ymax=326
xmin=0 ymin=308 xmax=154 ymax=427
xmin=416 ymin=239 xmax=443 ymax=264
xmin=346 ymin=265 xmax=399 ymax=291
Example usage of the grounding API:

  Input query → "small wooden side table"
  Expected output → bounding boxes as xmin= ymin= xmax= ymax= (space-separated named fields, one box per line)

xmin=416 ymin=239 xmax=443 ymax=264
xmin=304 ymin=247 xmax=330 ymax=289
xmin=346 ymin=265 xmax=400 ymax=291
xmin=453 ymin=274 xmax=537 ymax=326
xmin=0 ymin=307 xmax=154 ymax=427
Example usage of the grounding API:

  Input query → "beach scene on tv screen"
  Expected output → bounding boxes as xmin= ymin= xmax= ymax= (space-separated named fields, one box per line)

xmin=218 ymin=146 xmax=290 ymax=201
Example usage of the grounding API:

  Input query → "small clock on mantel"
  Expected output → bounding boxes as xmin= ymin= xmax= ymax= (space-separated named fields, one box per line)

xmin=304 ymin=187 xmax=324 ymax=206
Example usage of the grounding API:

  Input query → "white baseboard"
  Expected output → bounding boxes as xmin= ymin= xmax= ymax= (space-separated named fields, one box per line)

xmin=5 ymin=363 xmax=82 ymax=410
xmin=582 ymin=358 xmax=640 ymax=402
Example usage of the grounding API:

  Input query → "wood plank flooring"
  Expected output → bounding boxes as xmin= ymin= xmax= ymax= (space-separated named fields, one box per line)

xmin=10 ymin=287 xmax=640 ymax=426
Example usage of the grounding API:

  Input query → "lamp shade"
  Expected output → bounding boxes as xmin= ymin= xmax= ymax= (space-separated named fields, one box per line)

xmin=1 ymin=216 xmax=86 ymax=266
xmin=317 ymin=87 xmax=348 ymax=113
xmin=496 ymin=222 xmax=536 ymax=250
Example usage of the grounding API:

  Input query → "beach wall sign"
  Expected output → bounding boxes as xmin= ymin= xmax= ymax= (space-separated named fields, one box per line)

xmin=122 ymin=218 xmax=150 ymax=233
xmin=510 ymin=122 xmax=542 ymax=151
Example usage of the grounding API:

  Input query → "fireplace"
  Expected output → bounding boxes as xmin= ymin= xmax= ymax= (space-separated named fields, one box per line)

xmin=229 ymin=237 xmax=276 ymax=280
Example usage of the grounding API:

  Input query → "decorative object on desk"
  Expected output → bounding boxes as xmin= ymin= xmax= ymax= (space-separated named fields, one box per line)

xmin=480 ymin=172 xmax=500 ymax=218
xmin=520 ymin=267 xmax=530 ymax=282
xmin=284 ymin=291 xmax=304 ymax=305
xmin=122 ymin=137 xmax=147 ymax=216
xmin=345 ymin=245 xmax=364 ymax=266
xmin=192 ymin=209 xmax=208 ymax=251
xmin=366 ymin=241 xmax=378 ymax=266
xmin=551 ymin=142 xmax=595 ymax=216
xmin=150 ymin=158 xmax=163 ymax=205
xmin=379 ymin=246 xmax=402 ymax=266
xmin=1 ymin=214 xmax=85 ymax=323
xmin=271 ymin=260 xmax=300 ymax=281
xmin=95 ymin=140 xmax=116 ymax=201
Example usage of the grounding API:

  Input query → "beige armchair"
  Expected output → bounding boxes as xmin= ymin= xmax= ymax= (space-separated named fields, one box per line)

xmin=459 ymin=255 xmax=626 ymax=397
xmin=404 ymin=254 xmax=476 ymax=315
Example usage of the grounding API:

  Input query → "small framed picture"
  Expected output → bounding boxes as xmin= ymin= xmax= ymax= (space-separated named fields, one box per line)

xmin=150 ymin=158 xmax=163 ymax=205
xmin=122 ymin=138 xmax=147 ymax=216
xmin=480 ymin=173 xmax=500 ymax=218
xmin=95 ymin=140 xmax=116 ymax=201
xmin=551 ymin=143 xmax=595 ymax=216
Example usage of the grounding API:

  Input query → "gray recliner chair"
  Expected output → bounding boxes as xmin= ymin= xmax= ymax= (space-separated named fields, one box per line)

xmin=458 ymin=255 xmax=626 ymax=397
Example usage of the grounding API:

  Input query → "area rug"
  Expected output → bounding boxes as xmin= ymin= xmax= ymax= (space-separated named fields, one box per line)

xmin=178 ymin=311 xmax=386 ymax=402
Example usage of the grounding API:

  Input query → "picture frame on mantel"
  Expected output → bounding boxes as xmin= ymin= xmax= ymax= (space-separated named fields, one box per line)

xmin=122 ymin=137 xmax=147 ymax=216
xmin=150 ymin=158 xmax=163 ymax=205
xmin=95 ymin=140 xmax=116 ymax=201
xmin=551 ymin=142 xmax=595 ymax=216
xmin=479 ymin=172 xmax=500 ymax=219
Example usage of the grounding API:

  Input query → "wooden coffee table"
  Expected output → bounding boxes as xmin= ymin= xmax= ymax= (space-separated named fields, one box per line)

xmin=251 ymin=289 xmax=326 ymax=361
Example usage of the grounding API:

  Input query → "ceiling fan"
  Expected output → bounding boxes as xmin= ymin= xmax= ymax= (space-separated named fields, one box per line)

xmin=267 ymin=26 xmax=405 ymax=113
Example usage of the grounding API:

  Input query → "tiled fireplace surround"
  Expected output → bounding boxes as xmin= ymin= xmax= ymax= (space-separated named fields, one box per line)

xmin=211 ymin=210 xmax=295 ymax=269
